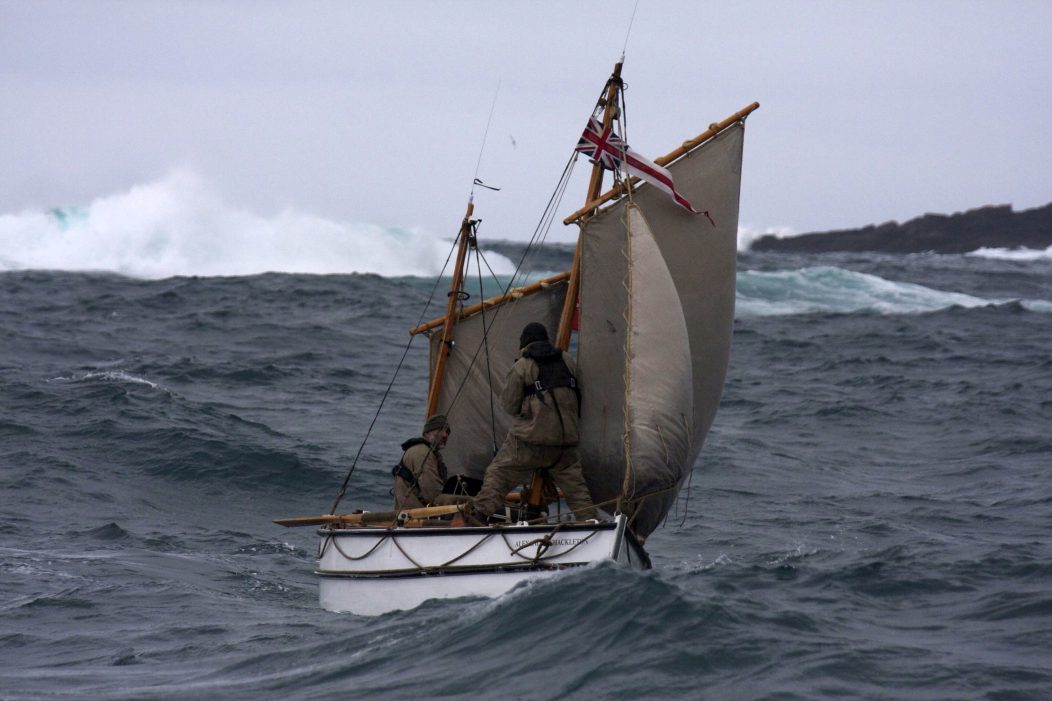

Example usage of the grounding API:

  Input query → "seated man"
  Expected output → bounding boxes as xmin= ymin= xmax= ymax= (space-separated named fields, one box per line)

xmin=392 ymin=413 xmax=451 ymax=510
xmin=465 ymin=322 xmax=598 ymax=524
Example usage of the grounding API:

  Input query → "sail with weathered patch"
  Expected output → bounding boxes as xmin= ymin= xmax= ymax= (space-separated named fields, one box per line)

xmin=577 ymin=121 xmax=745 ymax=536
xmin=428 ymin=281 xmax=568 ymax=479
xmin=621 ymin=204 xmax=694 ymax=522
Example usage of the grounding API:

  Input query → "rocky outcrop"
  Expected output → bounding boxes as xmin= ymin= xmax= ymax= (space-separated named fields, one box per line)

xmin=750 ymin=202 xmax=1052 ymax=254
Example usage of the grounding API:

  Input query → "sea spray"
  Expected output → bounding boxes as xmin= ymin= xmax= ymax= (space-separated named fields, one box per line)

xmin=0 ymin=170 xmax=515 ymax=279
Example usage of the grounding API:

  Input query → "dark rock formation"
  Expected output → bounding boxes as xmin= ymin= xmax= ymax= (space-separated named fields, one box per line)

xmin=750 ymin=202 xmax=1052 ymax=254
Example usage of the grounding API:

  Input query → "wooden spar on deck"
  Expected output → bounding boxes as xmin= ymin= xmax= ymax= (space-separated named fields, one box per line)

xmin=275 ymin=488 xmax=545 ymax=527
xmin=425 ymin=201 xmax=475 ymax=417
xmin=555 ymin=61 xmax=624 ymax=351
xmin=562 ymin=101 xmax=761 ymax=225
xmin=409 ymin=271 xmax=571 ymax=336
xmin=274 ymin=504 xmax=464 ymax=527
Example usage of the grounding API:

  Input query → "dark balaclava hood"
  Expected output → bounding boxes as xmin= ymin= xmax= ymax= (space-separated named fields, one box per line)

xmin=519 ymin=322 xmax=549 ymax=350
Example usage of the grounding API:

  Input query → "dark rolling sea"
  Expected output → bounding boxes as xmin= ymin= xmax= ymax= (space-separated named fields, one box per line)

xmin=2 ymin=235 xmax=1051 ymax=699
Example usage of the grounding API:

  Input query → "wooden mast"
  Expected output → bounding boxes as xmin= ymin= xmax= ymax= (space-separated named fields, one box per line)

xmin=555 ymin=61 xmax=624 ymax=351
xmin=425 ymin=200 xmax=475 ymax=417
xmin=524 ymin=62 xmax=625 ymax=516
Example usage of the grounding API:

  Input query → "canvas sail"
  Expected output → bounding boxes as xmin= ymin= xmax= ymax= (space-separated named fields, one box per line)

xmin=428 ymin=281 xmax=568 ymax=479
xmin=621 ymin=204 xmax=694 ymax=519
xmin=577 ymin=121 xmax=745 ymax=536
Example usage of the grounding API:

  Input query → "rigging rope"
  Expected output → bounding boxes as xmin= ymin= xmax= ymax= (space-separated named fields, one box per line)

xmin=677 ymin=464 xmax=695 ymax=528
xmin=621 ymin=0 xmax=642 ymax=60
xmin=472 ymin=235 xmax=499 ymax=455
xmin=323 ymin=524 xmax=597 ymax=577
xmin=617 ymin=75 xmax=632 ymax=197
xmin=328 ymin=232 xmax=463 ymax=514
xmin=330 ymin=151 xmax=578 ymax=511
xmin=330 ymin=62 xmax=626 ymax=511
xmin=470 ymin=79 xmax=502 ymax=201
xmin=601 ymin=76 xmax=639 ymax=512
xmin=619 ymin=204 xmax=637 ymax=513
xmin=442 ymin=153 xmax=578 ymax=417
xmin=474 ymin=247 xmax=507 ymax=292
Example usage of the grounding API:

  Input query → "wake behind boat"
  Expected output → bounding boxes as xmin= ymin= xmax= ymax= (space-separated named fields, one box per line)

xmin=276 ymin=60 xmax=757 ymax=615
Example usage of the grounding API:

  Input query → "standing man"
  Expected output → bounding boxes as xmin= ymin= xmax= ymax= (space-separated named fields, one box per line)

xmin=392 ymin=413 xmax=451 ymax=510
xmin=467 ymin=322 xmax=598 ymax=523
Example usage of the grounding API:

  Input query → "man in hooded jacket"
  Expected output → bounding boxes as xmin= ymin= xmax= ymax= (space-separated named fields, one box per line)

xmin=467 ymin=322 xmax=598 ymax=522
xmin=392 ymin=413 xmax=451 ymax=510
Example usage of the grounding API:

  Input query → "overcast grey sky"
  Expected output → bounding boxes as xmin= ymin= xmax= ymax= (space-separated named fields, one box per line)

xmin=2 ymin=0 xmax=1050 ymax=244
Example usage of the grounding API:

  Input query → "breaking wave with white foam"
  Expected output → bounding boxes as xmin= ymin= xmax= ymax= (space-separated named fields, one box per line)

xmin=736 ymin=224 xmax=797 ymax=251
xmin=967 ymin=246 xmax=1052 ymax=261
xmin=736 ymin=265 xmax=1052 ymax=316
xmin=0 ymin=171 xmax=514 ymax=279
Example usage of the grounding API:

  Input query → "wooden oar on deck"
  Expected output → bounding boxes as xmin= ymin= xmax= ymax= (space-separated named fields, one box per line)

xmin=275 ymin=503 xmax=469 ymax=524
xmin=274 ymin=504 xmax=464 ymax=528
xmin=274 ymin=487 xmax=558 ymax=527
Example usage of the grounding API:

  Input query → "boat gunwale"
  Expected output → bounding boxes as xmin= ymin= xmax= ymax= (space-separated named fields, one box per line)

xmin=316 ymin=518 xmax=652 ymax=570
xmin=316 ymin=521 xmax=621 ymax=538
xmin=315 ymin=561 xmax=587 ymax=579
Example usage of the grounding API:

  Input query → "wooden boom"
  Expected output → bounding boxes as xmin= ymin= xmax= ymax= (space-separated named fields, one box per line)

xmin=408 ymin=271 xmax=570 ymax=336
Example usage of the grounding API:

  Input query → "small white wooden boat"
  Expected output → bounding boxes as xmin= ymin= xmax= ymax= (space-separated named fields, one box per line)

xmin=276 ymin=59 xmax=756 ymax=615
xmin=314 ymin=512 xmax=647 ymax=615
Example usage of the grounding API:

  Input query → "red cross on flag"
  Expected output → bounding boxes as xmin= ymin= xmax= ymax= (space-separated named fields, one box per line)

xmin=575 ymin=116 xmax=714 ymax=225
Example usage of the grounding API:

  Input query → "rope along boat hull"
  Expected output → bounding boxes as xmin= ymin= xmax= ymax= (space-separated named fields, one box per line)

xmin=316 ymin=514 xmax=648 ymax=615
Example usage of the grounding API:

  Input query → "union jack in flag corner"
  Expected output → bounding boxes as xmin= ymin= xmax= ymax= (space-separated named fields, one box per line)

xmin=575 ymin=116 xmax=715 ymax=225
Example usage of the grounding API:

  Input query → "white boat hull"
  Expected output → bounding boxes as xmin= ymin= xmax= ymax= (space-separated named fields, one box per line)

xmin=316 ymin=514 xmax=648 ymax=615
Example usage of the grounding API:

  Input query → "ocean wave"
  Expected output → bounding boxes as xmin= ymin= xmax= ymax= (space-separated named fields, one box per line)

xmin=1021 ymin=299 xmax=1052 ymax=313
xmin=736 ymin=265 xmax=1030 ymax=316
xmin=968 ymin=245 xmax=1052 ymax=261
xmin=736 ymin=224 xmax=797 ymax=251
xmin=47 ymin=370 xmax=160 ymax=389
xmin=0 ymin=171 xmax=515 ymax=279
